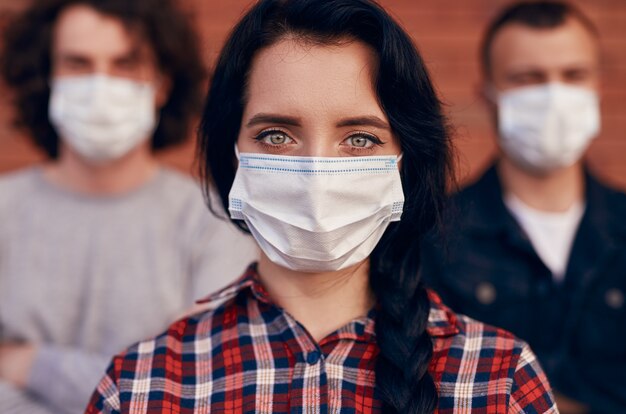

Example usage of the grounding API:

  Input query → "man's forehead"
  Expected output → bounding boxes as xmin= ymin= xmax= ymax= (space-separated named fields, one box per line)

xmin=490 ymin=18 xmax=599 ymax=72
xmin=52 ymin=5 xmax=146 ymax=56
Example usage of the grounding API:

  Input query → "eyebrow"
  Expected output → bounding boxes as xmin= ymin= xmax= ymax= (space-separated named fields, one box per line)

xmin=508 ymin=61 xmax=596 ymax=73
xmin=336 ymin=116 xmax=390 ymax=130
xmin=245 ymin=113 xmax=390 ymax=130
xmin=55 ymin=51 xmax=88 ymax=60
xmin=55 ymin=44 xmax=143 ymax=62
xmin=113 ymin=46 xmax=143 ymax=62
xmin=246 ymin=114 xmax=301 ymax=128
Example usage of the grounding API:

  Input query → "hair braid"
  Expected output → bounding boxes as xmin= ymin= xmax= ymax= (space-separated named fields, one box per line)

xmin=370 ymin=230 xmax=438 ymax=413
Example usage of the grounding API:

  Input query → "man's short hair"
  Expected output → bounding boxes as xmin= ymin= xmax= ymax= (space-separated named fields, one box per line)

xmin=480 ymin=1 xmax=599 ymax=78
xmin=1 ymin=0 xmax=206 ymax=158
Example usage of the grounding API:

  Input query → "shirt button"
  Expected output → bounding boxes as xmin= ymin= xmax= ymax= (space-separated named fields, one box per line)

xmin=537 ymin=280 xmax=551 ymax=296
xmin=475 ymin=282 xmax=496 ymax=305
xmin=605 ymin=288 xmax=624 ymax=310
xmin=306 ymin=350 xmax=321 ymax=365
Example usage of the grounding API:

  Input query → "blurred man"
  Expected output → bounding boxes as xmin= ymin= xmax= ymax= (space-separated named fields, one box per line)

xmin=422 ymin=2 xmax=626 ymax=413
xmin=0 ymin=1 xmax=257 ymax=413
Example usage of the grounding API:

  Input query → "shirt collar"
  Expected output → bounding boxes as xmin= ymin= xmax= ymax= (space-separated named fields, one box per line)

xmin=583 ymin=171 xmax=626 ymax=242
xmin=198 ymin=263 xmax=459 ymax=339
xmin=454 ymin=163 xmax=514 ymax=235
xmin=426 ymin=289 xmax=460 ymax=337
xmin=459 ymin=162 xmax=626 ymax=244
xmin=196 ymin=265 xmax=258 ymax=305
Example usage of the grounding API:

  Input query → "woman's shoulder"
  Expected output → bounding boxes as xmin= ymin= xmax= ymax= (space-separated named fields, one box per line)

xmin=427 ymin=288 xmax=528 ymax=354
xmin=86 ymin=286 xmax=247 ymax=413
xmin=110 ymin=276 xmax=254 ymax=369
xmin=427 ymin=289 xmax=558 ymax=413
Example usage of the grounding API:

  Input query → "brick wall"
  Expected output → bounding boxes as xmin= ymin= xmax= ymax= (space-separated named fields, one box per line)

xmin=1 ymin=0 xmax=624 ymax=188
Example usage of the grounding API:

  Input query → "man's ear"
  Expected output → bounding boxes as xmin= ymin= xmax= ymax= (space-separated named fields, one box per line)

xmin=477 ymin=79 xmax=496 ymax=110
xmin=477 ymin=79 xmax=500 ymax=130
xmin=155 ymin=74 xmax=172 ymax=109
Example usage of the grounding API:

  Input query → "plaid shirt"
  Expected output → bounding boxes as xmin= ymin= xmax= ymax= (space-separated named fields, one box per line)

xmin=85 ymin=265 xmax=558 ymax=413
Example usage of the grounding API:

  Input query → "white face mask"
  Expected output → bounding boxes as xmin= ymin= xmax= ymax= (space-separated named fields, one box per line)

xmin=228 ymin=152 xmax=404 ymax=272
xmin=497 ymin=83 xmax=600 ymax=173
xmin=49 ymin=74 xmax=158 ymax=163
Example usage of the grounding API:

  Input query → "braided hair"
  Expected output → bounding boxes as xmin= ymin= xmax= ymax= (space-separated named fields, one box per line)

xmin=199 ymin=1 xmax=452 ymax=412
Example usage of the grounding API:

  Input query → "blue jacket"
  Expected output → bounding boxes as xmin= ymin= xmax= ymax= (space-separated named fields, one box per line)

xmin=421 ymin=164 xmax=626 ymax=413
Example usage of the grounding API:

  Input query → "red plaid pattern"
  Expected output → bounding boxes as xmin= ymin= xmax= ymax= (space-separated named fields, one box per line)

xmin=85 ymin=265 xmax=558 ymax=413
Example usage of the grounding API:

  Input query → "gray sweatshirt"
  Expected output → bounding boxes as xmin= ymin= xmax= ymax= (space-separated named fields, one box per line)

xmin=0 ymin=167 xmax=258 ymax=414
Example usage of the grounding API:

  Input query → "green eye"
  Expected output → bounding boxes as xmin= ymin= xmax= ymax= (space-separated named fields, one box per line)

xmin=350 ymin=136 xmax=369 ymax=147
xmin=255 ymin=130 xmax=293 ymax=146
xmin=346 ymin=133 xmax=382 ymax=149
xmin=268 ymin=133 xmax=288 ymax=145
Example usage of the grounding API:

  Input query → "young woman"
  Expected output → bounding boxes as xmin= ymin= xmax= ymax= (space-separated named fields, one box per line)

xmin=85 ymin=0 xmax=558 ymax=412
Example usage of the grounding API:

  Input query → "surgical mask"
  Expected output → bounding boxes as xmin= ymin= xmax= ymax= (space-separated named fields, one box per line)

xmin=496 ymin=83 xmax=600 ymax=173
xmin=49 ymin=74 xmax=157 ymax=162
xmin=228 ymin=152 xmax=404 ymax=272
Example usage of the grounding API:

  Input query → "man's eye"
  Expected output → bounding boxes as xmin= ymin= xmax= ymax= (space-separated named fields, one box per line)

xmin=116 ymin=59 xmax=139 ymax=70
xmin=564 ymin=69 xmax=591 ymax=82
xmin=60 ymin=57 xmax=90 ymax=70
xmin=509 ymin=73 xmax=545 ymax=85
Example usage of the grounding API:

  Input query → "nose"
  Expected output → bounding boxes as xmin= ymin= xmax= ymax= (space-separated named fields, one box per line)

xmin=299 ymin=134 xmax=343 ymax=158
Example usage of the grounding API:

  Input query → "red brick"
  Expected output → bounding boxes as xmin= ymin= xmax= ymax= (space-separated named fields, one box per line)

xmin=0 ymin=0 xmax=623 ymax=190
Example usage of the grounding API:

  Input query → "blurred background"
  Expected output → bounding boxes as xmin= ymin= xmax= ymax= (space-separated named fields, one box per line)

xmin=0 ymin=0 xmax=624 ymax=188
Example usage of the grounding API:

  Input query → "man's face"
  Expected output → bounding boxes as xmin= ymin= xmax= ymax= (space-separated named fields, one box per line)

xmin=51 ymin=4 xmax=168 ymax=105
xmin=483 ymin=17 xmax=602 ymax=175
xmin=487 ymin=17 xmax=600 ymax=93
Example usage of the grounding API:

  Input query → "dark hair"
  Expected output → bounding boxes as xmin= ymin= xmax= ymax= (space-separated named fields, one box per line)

xmin=0 ymin=0 xmax=206 ymax=159
xmin=481 ymin=1 xmax=598 ymax=78
xmin=199 ymin=0 xmax=452 ymax=412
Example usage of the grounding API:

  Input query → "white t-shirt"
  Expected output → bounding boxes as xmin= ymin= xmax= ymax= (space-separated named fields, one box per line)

xmin=504 ymin=193 xmax=585 ymax=283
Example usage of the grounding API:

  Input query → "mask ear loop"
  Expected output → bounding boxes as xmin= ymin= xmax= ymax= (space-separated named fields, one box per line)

xmin=394 ymin=153 xmax=404 ymax=172
xmin=234 ymin=144 xmax=241 ymax=160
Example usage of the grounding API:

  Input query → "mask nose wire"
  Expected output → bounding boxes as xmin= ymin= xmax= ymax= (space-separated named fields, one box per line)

xmin=234 ymin=144 xmax=402 ymax=163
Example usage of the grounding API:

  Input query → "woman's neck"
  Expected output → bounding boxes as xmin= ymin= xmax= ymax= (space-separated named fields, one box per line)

xmin=257 ymin=254 xmax=375 ymax=342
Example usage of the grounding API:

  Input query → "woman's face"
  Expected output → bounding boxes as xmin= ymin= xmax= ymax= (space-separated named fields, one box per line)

xmin=237 ymin=38 xmax=401 ymax=157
